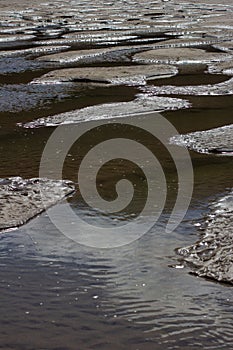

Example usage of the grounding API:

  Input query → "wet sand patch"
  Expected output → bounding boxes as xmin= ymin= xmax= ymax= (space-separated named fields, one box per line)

xmin=21 ymin=95 xmax=190 ymax=128
xmin=133 ymin=47 xmax=231 ymax=65
xmin=0 ymin=83 xmax=78 ymax=112
xmin=0 ymin=177 xmax=75 ymax=231
xmin=208 ymin=60 xmax=233 ymax=76
xmin=170 ymin=124 xmax=233 ymax=155
xmin=36 ymin=47 xmax=134 ymax=64
xmin=32 ymin=64 xmax=178 ymax=85
xmin=212 ymin=40 xmax=233 ymax=53
xmin=0 ymin=45 xmax=70 ymax=58
xmin=177 ymin=191 xmax=233 ymax=284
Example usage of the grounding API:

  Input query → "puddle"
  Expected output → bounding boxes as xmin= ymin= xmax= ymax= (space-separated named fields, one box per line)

xmin=141 ymin=76 xmax=233 ymax=96
xmin=148 ymin=72 xmax=228 ymax=86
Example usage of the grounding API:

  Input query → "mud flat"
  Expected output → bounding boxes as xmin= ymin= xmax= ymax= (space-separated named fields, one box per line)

xmin=35 ymin=42 xmax=232 ymax=72
xmin=132 ymin=47 xmax=231 ymax=65
xmin=21 ymin=95 xmax=190 ymax=128
xmin=0 ymin=46 xmax=70 ymax=59
xmin=36 ymin=47 xmax=149 ymax=65
xmin=32 ymin=64 xmax=178 ymax=85
xmin=59 ymin=30 xmax=138 ymax=44
xmin=208 ymin=60 xmax=233 ymax=76
xmin=212 ymin=41 xmax=233 ymax=53
xmin=170 ymin=124 xmax=233 ymax=155
xmin=177 ymin=192 xmax=233 ymax=284
xmin=0 ymin=177 xmax=75 ymax=231
xmin=0 ymin=0 xmax=233 ymax=78
xmin=0 ymin=34 xmax=36 ymax=43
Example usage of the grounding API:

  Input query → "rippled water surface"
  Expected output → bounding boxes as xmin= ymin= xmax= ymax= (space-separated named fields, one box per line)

xmin=1 ymin=0 xmax=233 ymax=349
xmin=1 ymin=87 xmax=233 ymax=349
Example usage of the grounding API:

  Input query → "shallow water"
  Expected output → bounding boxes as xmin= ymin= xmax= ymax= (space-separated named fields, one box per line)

xmin=1 ymin=0 xmax=233 ymax=349
xmin=1 ymin=86 xmax=233 ymax=349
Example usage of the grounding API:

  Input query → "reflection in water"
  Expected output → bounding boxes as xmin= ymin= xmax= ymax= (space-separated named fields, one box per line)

xmin=0 ymin=73 xmax=233 ymax=349
xmin=1 ymin=205 xmax=233 ymax=349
